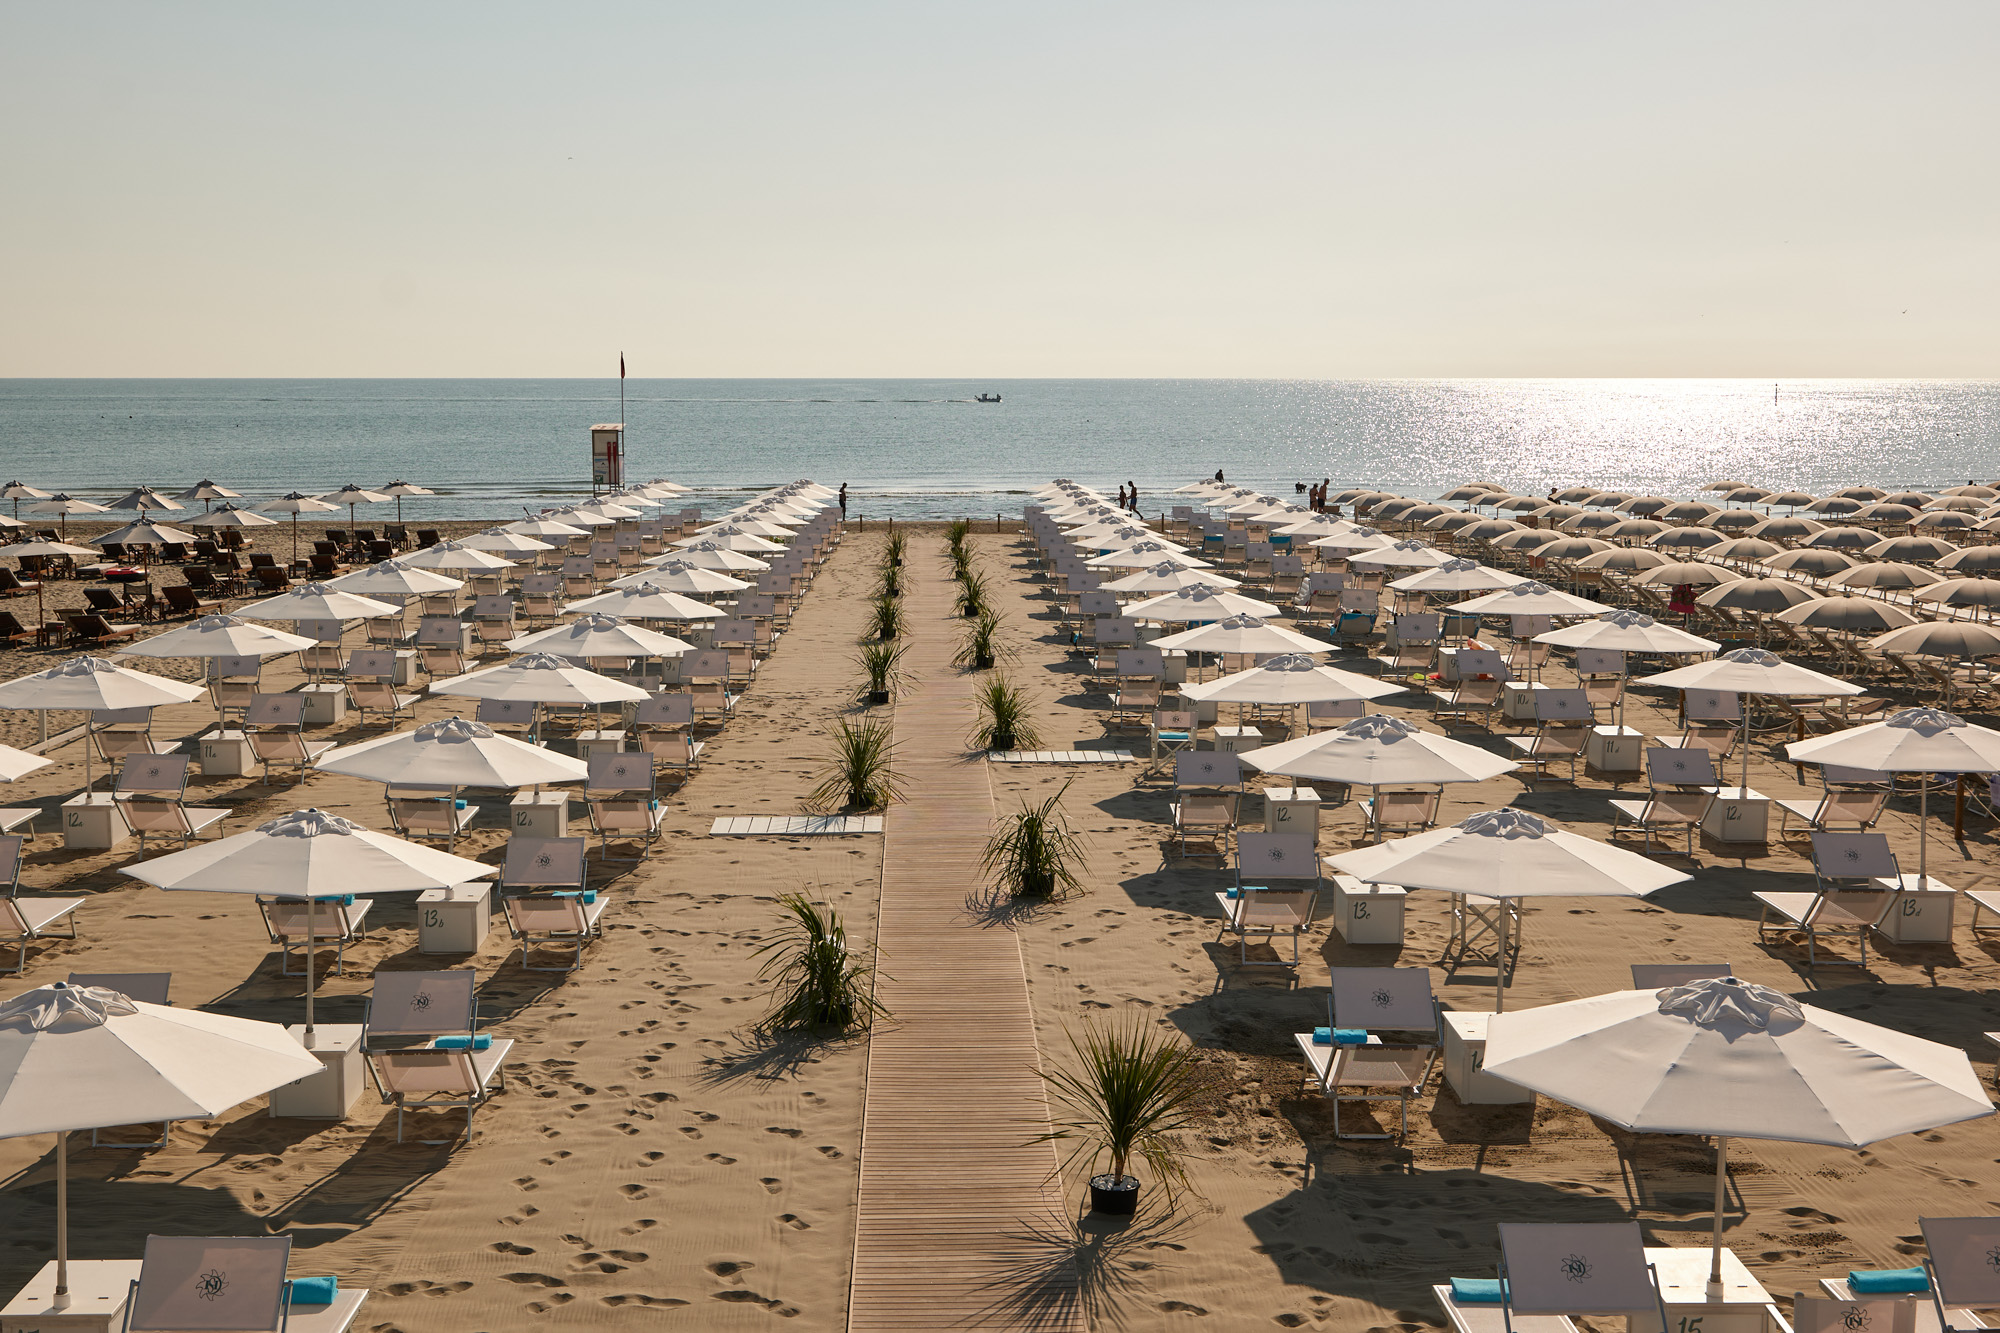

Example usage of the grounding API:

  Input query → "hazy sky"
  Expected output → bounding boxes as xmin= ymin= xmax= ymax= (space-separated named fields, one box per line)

xmin=4 ymin=2 xmax=1994 ymax=377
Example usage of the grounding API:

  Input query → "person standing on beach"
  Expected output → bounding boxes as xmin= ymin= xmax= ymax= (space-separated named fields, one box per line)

xmin=1214 ymin=469 xmax=1225 ymax=483
xmin=838 ymin=483 xmax=847 ymax=515
xmin=1126 ymin=481 xmax=1139 ymax=513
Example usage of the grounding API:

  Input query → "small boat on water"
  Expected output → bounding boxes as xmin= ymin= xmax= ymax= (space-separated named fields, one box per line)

xmin=975 ymin=393 xmax=1001 ymax=403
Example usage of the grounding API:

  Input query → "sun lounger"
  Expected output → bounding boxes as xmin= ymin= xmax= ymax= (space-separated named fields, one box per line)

xmin=1811 ymin=1282 xmax=1956 ymax=1333
xmin=365 ymin=970 xmax=511 ymax=1145
xmin=1214 ymin=832 xmax=1319 ymax=967
xmin=347 ymin=676 xmax=419 ymax=727
xmin=113 ymin=753 xmax=228 ymax=855
xmin=387 ymin=785 xmax=479 ymax=850
xmin=120 ymin=1233 xmax=367 ymax=1333
xmin=583 ymin=752 xmax=665 ymax=861
xmin=1431 ymin=1285 xmax=1580 ymax=1333
xmin=1755 ymin=831 xmax=1901 ymax=968
xmin=1358 ymin=786 xmax=1441 ymax=840
xmin=1777 ymin=786 xmax=1889 ymax=836
xmin=1918 ymin=1217 xmax=2000 ymax=1333
xmin=1295 ymin=967 xmax=1440 ymax=1139
xmin=1 ymin=893 xmax=82 ymax=974
xmin=500 ymin=837 xmax=604 ymax=971
xmin=1491 ymin=1223 xmax=1672 ymax=1332
xmin=259 ymin=897 xmax=373 ymax=977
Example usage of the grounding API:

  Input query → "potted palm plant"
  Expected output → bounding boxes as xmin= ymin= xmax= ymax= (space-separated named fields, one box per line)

xmin=968 ymin=676 xmax=1040 ymax=752
xmin=1035 ymin=1017 xmax=1206 ymax=1215
xmin=952 ymin=608 xmax=1004 ymax=670
xmin=809 ymin=715 xmax=903 ymax=811
xmin=884 ymin=530 xmax=907 ymax=568
xmin=877 ymin=564 xmax=902 ymax=600
xmin=855 ymin=641 xmax=906 ymax=706
xmin=980 ymin=781 xmax=1085 ymax=898
xmin=868 ymin=594 xmax=904 ymax=641
xmin=954 ymin=569 xmax=990 ymax=619
xmin=753 ymin=892 xmax=885 ymax=1033
xmin=946 ymin=518 xmax=971 ymax=553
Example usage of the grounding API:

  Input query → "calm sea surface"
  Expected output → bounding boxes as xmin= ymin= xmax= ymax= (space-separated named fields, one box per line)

xmin=1 ymin=379 xmax=1995 ymax=522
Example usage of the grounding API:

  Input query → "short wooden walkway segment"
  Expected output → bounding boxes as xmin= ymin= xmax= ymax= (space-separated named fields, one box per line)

xmin=848 ymin=540 xmax=1084 ymax=1331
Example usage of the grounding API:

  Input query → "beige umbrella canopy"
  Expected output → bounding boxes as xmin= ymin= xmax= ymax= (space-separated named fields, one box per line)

xmin=1243 ymin=712 xmax=1517 ymax=786
xmin=1936 ymin=547 xmax=2000 ymax=576
xmin=1706 ymin=538 xmax=1783 ymax=562
xmin=327 ymin=560 xmax=464 ymax=597
xmin=1774 ymin=596 xmax=1916 ymax=633
xmin=116 ymin=614 xmax=316 ymax=659
xmin=1648 ymin=527 xmax=1728 ymax=551
xmin=1457 ymin=519 xmax=1525 ymax=542
xmin=612 ymin=560 xmax=752 ymax=594
xmin=1151 ymin=614 xmax=1325 ymax=655
xmin=1097 ymin=563 xmax=1240 ymax=594
xmin=1869 ymin=620 xmax=2000 ymax=660
xmin=1913 ymin=578 xmax=2000 ymax=615
xmin=1561 ymin=510 xmax=1625 ymax=533
xmin=1084 ymin=542 xmax=1208 ymax=570
xmin=1866 ymin=535 xmax=1958 ymax=564
xmin=1758 ymin=548 xmax=1857 ymax=577
xmin=1449 ymin=580 xmax=1604 ymax=617
xmin=1534 ymin=537 xmax=1613 ymax=562
xmin=670 ymin=541 xmax=773 ymax=572
xmin=1576 ymin=547 xmax=1672 ymax=572
xmin=1827 ymin=562 xmax=1945 ymax=592
xmin=0 ymin=656 xmax=206 ymax=776
xmin=1387 ymin=558 xmax=1523 ymax=593
xmin=1803 ymin=527 xmax=1882 ymax=551
xmin=1178 ymin=654 xmax=1407 ymax=706
xmin=565 ymin=585 xmax=727 ymax=620
xmin=1352 ymin=542 xmax=1453 ymax=571
xmin=1124 ymin=586 xmax=1284 ymax=621
xmin=1534 ymin=608 xmax=1718 ymax=654
xmin=1639 ymin=647 xmax=1863 ymax=787
xmin=188 ymin=503 xmax=279 ymax=530
xmin=94 ymin=519 xmax=199 ymax=548
xmin=176 ymin=479 xmax=241 ymax=507
xmin=401 ymin=540 xmax=515 ymax=571
xmin=1694 ymin=577 xmax=1820 ymax=613
xmin=1635 ymin=561 xmax=1735 ymax=588
xmin=506 ymin=612 xmax=694 ymax=659
xmin=1745 ymin=515 xmax=1825 ymax=541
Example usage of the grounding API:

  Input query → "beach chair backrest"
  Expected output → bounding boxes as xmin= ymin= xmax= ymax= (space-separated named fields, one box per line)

xmin=1454 ymin=649 xmax=1509 ymax=680
xmin=1339 ymin=587 xmax=1378 ymax=612
xmin=1576 ymin=647 xmax=1626 ymax=676
xmin=472 ymin=594 xmax=514 ymax=619
xmin=588 ymin=751 xmax=654 ymax=796
xmin=1308 ymin=698 xmax=1365 ymax=721
xmin=503 ymin=836 xmax=588 ymax=892
xmin=1823 ymin=764 xmax=1892 ymax=789
xmin=1330 ymin=966 xmax=1436 ymax=1033
xmin=92 ymin=705 xmax=153 ymax=728
xmin=1811 ymin=831 xmax=1899 ymax=885
xmin=1175 ymin=751 xmax=1242 ymax=790
xmin=417 ymin=615 xmax=462 ymax=644
xmin=475 ymin=697 xmax=537 ymax=729
xmin=264 ymin=898 xmax=360 ymax=938
xmin=1920 ymin=1217 xmax=2000 ymax=1305
xmin=1496 ymin=1222 xmax=1660 ymax=1316
xmin=346 ymin=648 xmax=396 ymax=679
xmin=1686 ymin=689 xmax=1742 ymax=721
xmin=1235 ymin=832 xmax=1319 ymax=887
xmin=1273 ymin=554 xmax=1305 ymax=575
xmin=1304 ymin=571 xmax=1349 ymax=594
xmin=1792 ymin=1297 xmax=1915 ymax=1333
xmin=505 ymin=894 xmax=590 ymax=934
xmin=1076 ymin=591 xmax=1120 ymax=619
xmin=373 ymin=1047 xmax=478 ymax=1098
xmin=67 ymin=971 xmax=171 ymax=1004
xmin=1116 ymin=647 xmax=1164 ymax=678
xmin=246 ymin=693 xmax=306 ymax=729
xmin=754 ymin=570 xmax=789 ymax=594
xmin=116 ymin=753 xmax=191 ymax=798
xmin=206 ymin=653 xmax=262 ymax=680
xmin=1628 ymin=963 xmax=1732 ymax=990
xmin=636 ymin=692 xmax=694 ymax=728
xmin=1153 ymin=709 xmax=1194 ymax=733
xmin=1094 ymin=616 xmax=1138 ymax=646
xmin=735 ymin=594 xmax=776 ymax=618
xmin=296 ymin=617 xmax=345 ymax=643
xmin=368 ymin=969 xmax=477 ymax=1038
xmin=520 ymin=572 xmax=561 ymax=596
xmin=1394 ymin=613 xmax=1441 ymax=644
xmin=1510 ymin=614 xmax=1553 ymax=638
xmin=1646 ymin=746 xmax=1717 ymax=788
xmin=712 ymin=616 xmax=755 ymax=643
xmin=1533 ymin=687 xmax=1592 ymax=723
xmin=686 ymin=648 xmax=729 ymax=679
xmin=562 ymin=555 xmax=594 ymax=577
xmin=127 ymin=1233 xmax=291 ymax=1333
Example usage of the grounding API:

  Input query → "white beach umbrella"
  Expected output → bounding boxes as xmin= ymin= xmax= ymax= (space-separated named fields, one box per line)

xmin=401 ymin=540 xmax=515 ymax=571
xmin=1273 ymin=516 xmax=1372 ymax=538
xmin=671 ymin=527 xmax=785 ymax=553
xmin=429 ymin=652 xmax=649 ymax=711
xmin=569 ymin=502 xmax=641 ymax=521
xmin=503 ymin=517 xmax=591 ymax=538
xmin=1787 ymin=707 xmax=2000 ymax=881
xmin=1084 ymin=542 xmax=1209 ymax=570
xmin=667 ymin=541 xmax=772 ymax=572
xmin=506 ymin=612 xmax=694 ymax=658
xmin=123 ymin=807 xmax=498 ymax=1037
xmin=314 ymin=716 xmax=589 ymax=791
xmin=3 ymin=481 xmax=53 ymax=520
xmin=175 ymin=480 xmax=243 ymax=511
xmin=1387 ymin=558 xmax=1524 ymax=594
xmin=1485 ymin=976 xmax=1993 ymax=1292
xmin=316 ymin=483 xmax=393 ymax=530
xmin=0 ymin=541 xmax=101 ymax=630
xmin=611 ymin=560 xmax=752 ymax=594
xmin=1151 ymin=614 xmax=1325 ymax=655
xmin=92 ymin=520 xmax=200 ymax=548
xmin=1124 ymin=586 xmax=1285 ymax=622
xmin=26 ymin=494 xmax=109 ymax=536
xmin=564 ymin=585 xmax=726 ymax=620
xmin=327 ymin=560 xmax=464 ymax=597
xmin=1533 ymin=608 xmax=1718 ymax=654
xmin=1449 ymin=580 xmax=1606 ymax=617
xmin=541 ymin=506 xmax=615 ymax=528
xmin=187 ymin=503 xmax=278 ymax=530
xmin=1329 ymin=808 xmax=1690 ymax=1008
xmin=0 ymin=983 xmax=322 ymax=1304
xmin=1178 ymin=654 xmax=1408 ymax=705
xmin=256 ymin=492 xmax=341 ymax=566
xmin=459 ymin=529 xmax=553 ymax=554
xmin=1097 ymin=563 xmax=1241 ymax=594
xmin=239 ymin=581 xmax=401 ymax=622
xmin=0 ymin=657 xmax=205 ymax=783
xmin=1242 ymin=712 xmax=1519 ymax=786
xmin=379 ymin=479 xmax=435 ymax=525
xmin=117 ymin=614 xmax=315 ymax=660
xmin=1309 ymin=532 xmax=1395 ymax=555
xmin=0 ymin=741 xmax=51 ymax=783
xmin=1639 ymin=647 xmax=1863 ymax=788
xmin=695 ymin=516 xmax=794 ymax=538
xmin=1350 ymin=540 xmax=1453 ymax=570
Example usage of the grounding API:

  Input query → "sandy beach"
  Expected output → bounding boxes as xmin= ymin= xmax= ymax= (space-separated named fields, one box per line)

xmin=0 ymin=518 xmax=1996 ymax=1333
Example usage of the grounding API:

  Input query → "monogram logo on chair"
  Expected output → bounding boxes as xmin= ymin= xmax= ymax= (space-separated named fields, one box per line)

xmin=144 ymin=763 xmax=164 ymax=779
xmin=195 ymin=1268 xmax=229 ymax=1301
xmin=1985 ymin=1243 xmax=2000 ymax=1274
xmin=1370 ymin=988 xmax=1393 ymax=1008
xmin=534 ymin=852 xmax=554 ymax=870
xmin=1267 ymin=845 xmax=1288 ymax=864
xmin=410 ymin=989 xmax=433 ymax=1012
xmin=1558 ymin=1253 xmax=1592 ymax=1284
xmin=1840 ymin=1305 xmax=1874 ymax=1333
xmin=1842 ymin=847 xmax=1863 ymax=864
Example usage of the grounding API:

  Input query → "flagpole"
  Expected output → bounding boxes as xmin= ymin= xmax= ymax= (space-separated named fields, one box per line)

xmin=618 ymin=352 xmax=626 ymax=498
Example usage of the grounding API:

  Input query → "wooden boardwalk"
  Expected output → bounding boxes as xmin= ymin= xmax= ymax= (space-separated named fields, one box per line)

xmin=849 ymin=540 xmax=1085 ymax=1332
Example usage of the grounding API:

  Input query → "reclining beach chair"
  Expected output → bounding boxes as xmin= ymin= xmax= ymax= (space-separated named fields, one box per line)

xmin=1295 ymin=967 xmax=1439 ymax=1139
xmin=633 ymin=693 xmax=703 ymax=772
xmin=0 ymin=834 xmax=22 ymax=896
xmin=1777 ymin=773 xmax=1890 ymax=837
xmin=259 ymin=895 xmax=372 ymax=977
xmin=1915 ymin=1216 xmax=2000 ymax=1333
xmin=499 ymin=837 xmax=606 ymax=972
xmin=1215 ymin=831 xmax=1320 ymax=967
xmin=1607 ymin=747 xmax=1718 ymax=856
xmin=246 ymin=693 xmax=333 ymax=785
xmin=1754 ymin=831 xmax=1901 ymax=969
xmin=583 ymin=751 xmax=665 ymax=861
xmin=205 ymin=654 xmax=262 ymax=725
xmin=1147 ymin=709 xmax=1196 ymax=774
xmin=1655 ymin=688 xmax=1741 ymax=759
xmin=365 ymin=969 xmax=511 ymax=1145
xmin=114 ymin=753 xmax=227 ymax=855
xmin=120 ymin=1233 xmax=367 ymax=1333
xmin=1504 ymin=687 xmax=1592 ymax=783
xmin=1306 ymin=698 xmax=1366 ymax=731
xmin=1460 ymin=1223 xmax=1672 ymax=1333
xmin=2 ymin=890 xmax=82 ymax=975
xmin=386 ymin=784 xmax=479 ymax=851
xmin=1358 ymin=785 xmax=1441 ymax=841
xmin=91 ymin=706 xmax=169 ymax=767
xmin=1169 ymin=751 xmax=1242 ymax=858
xmin=346 ymin=674 xmax=418 ymax=729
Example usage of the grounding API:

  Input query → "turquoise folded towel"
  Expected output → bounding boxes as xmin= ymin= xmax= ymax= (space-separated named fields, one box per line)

xmin=1225 ymin=888 xmax=1241 ymax=899
xmin=546 ymin=890 xmax=596 ymax=903
xmin=433 ymin=1034 xmax=492 ymax=1052
xmin=1450 ymin=1278 xmax=1507 ymax=1304
xmin=1332 ymin=1029 xmax=1367 ymax=1044
xmin=454 ymin=798 xmax=467 ymax=810
xmin=1313 ymin=1027 xmax=1332 ymax=1044
xmin=336 ymin=894 xmax=354 ymax=906
xmin=286 ymin=1275 xmax=338 ymax=1305
xmin=1849 ymin=1268 xmax=1928 ymax=1294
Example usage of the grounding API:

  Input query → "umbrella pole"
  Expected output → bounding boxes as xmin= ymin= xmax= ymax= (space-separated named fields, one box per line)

xmin=1739 ymin=704 xmax=1751 ymax=793
xmin=1494 ymin=903 xmax=1508 ymax=1012
xmin=1918 ymin=781 xmax=1929 ymax=884
xmin=303 ymin=898 xmax=317 ymax=1049
xmin=1708 ymin=1135 xmax=1729 ymax=1296
xmin=54 ymin=1130 xmax=68 ymax=1303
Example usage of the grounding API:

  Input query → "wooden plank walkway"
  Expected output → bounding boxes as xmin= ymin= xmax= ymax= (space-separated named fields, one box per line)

xmin=849 ymin=539 xmax=1085 ymax=1332
xmin=708 ymin=813 xmax=884 ymax=836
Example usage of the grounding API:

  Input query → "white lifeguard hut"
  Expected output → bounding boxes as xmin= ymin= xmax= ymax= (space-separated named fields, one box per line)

xmin=591 ymin=423 xmax=624 ymax=491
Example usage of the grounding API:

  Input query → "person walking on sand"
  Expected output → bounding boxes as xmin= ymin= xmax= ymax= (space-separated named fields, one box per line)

xmin=838 ymin=483 xmax=847 ymax=515
xmin=1126 ymin=481 xmax=1139 ymax=513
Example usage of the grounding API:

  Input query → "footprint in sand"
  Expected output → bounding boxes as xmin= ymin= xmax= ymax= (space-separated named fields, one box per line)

xmin=760 ymin=1178 xmax=782 ymax=1194
xmin=704 ymin=1153 xmax=737 ymax=1166
xmin=642 ymin=1152 xmax=667 ymax=1163
xmin=499 ymin=1273 xmax=566 ymax=1288
xmin=512 ymin=1177 xmax=539 ymax=1192
xmin=679 ymin=1127 xmax=703 ymax=1139
xmin=620 ymin=1220 xmax=659 ymax=1236
xmin=712 ymin=1290 xmax=799 ymax=1316
xmin=620 ymin=1184 xmax=651 ymax=1199
xmin=499 ymin=1206 xmax=540 ymax=1226
xmin=765 ymin=1126 xmax=803 ymax=1138
xmin=491 ymin=1242 xmax=535 ymax=1256
xmin=815 ymin=1146 xmax=843 ymax=1159
xmin=525 ymin=1294 xmax=575 ymax=1312
xmin=385 ymin=1280 xmax=473 ymax=1297
xmin=778 ymin=1215 xmax=810 ymax=1231
xmin=602 ymin=1294 xmax=688 ymax=1308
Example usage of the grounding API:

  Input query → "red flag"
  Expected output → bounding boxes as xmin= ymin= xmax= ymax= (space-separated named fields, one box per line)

xmin=619 ymin=353 xmax=626 ymax=379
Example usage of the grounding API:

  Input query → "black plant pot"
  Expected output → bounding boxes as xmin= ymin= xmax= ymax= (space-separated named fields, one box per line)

xmin=866 ymin=690 xmax=889 ymax=705
xmin=973 ymin=654 xmax=995 ymax=670
xmin=991 ymin=731 xmax=1015 ymax=752
xmin=1088 ymin=1173 xmax=1139 ymax=1215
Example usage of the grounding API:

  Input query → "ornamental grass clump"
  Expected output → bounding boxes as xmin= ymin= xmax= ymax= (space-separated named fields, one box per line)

xmin=1034 ymin=1017 xmax=1206 ymax=1208
xmin=868 ymin=594 xmax=905 ymax=641
xmin=952 ymin=608 xmax=1004 ymax=670
xmin=809 ymin=715 xmax=903 ymax=811
xmin=969 ymin=675 xmax=1040 ymax=752
xmin=980 ymin=781 xmax=1086 ymax=899
xmin=855 ymin=641 xmax=907 ymax=704
xmin=754 ymin=892 xmax=884 ymax=1034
